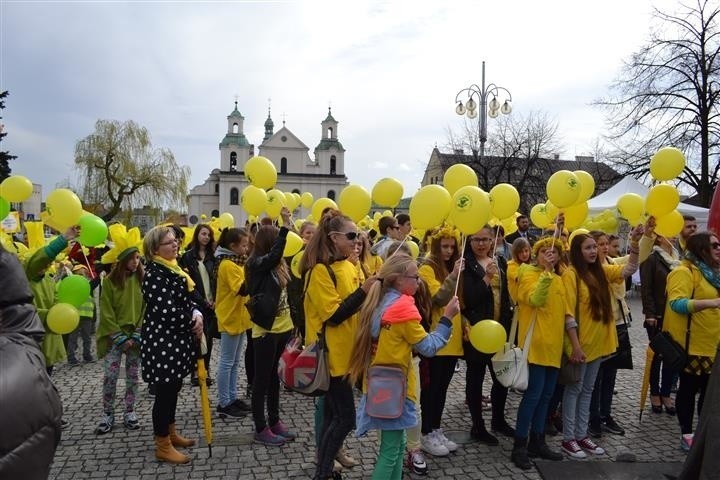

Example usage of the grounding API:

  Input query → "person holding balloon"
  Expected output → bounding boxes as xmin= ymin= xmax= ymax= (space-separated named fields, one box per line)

xmin=560 ymin=226 xmax=642 ymax=459
xmin=94 ymin=235 xmax=144 ymax=434
xmin=346 ymin=254 xmax=460 ymax=480
xmin=460 ymin=225 xmax=515 ymax=445
xmin=244 ymin=208 xmax=297 ymax=446
xmin=141 ymin=225 xmax=204 ymax=464
xmin=417 ymin=225 xmax=464 ymax=456
xmin=507 ymin=238 xmax=531 ymax=304
xmin=300 ymin=209 xmax=378 ymax=479
xmin=510 ymin=237 xmax=567 ymax=469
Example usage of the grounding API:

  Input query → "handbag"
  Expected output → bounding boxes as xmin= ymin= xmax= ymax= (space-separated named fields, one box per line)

xmin=558 ymin=354 xmax=582 ymax=385
xmin=602 ymin=301 xmax=633 ymax=370
xmin=650 ymin=330 xmax=688 ymax=371
xmin=492 ymin=310 xmax=533 ymax=391
xmin=365 ymin=364 xmax=407 ymax=419
xmin=277 ymin=328 xmax=330 ymax=396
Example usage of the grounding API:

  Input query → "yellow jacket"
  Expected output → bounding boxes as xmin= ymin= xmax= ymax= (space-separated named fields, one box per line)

xmin=507 ymin=260 xmax=521 ymax=305
xmin=304 ymin=260 xmax=363 ymax=377
xmin=663 ymin=262 xmax=720 ymax=360
xmin=419 ymin=264 xmax=462 ymax=356
xmin=516 ymin=265 xmax=566 ymax=368
xmin=215 ymin=259 xmax=250 ymax=335
xmin=562 ymin=265 xmax=624 ymax=362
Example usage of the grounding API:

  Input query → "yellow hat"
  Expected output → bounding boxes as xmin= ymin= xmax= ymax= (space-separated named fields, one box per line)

xmin=101 ymin=224 xmax=143 ymax=264
xmin=532 ymin=236 xmax=564 ymax=257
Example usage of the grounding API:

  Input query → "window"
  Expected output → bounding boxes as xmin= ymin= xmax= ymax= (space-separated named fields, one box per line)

xmin=215 ymin=183 xmax=219 ymax=193
xmin=211 ymin=209 xmax=220 ymax=217
xmin=292 ymin=188 xmax=300 ymax=194
xmin=230 ymin=151 xmax=237 ymax=171
xmin=328 ymin=190 xmax=336 ymax=200
xmin=281 ymin=157 xmax=287 ymax=174
xmin=232 ymin=123 xmax=239 ymax=134
xmin=230 ymin=187 xmax=239 ymax=205
xmin=327 ymin=126 xmax=333 ymax=138
xmin=330 ymin=155 xmax=336 ymax=175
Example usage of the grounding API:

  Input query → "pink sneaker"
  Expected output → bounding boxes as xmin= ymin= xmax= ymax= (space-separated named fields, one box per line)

xmin=577 ymin=437 xmax=605 ymax=455
xmin=270 ymin=421 xmax=296 ymax=441
xmin=254 ymin=426 xmax=285 ymax=446
xmin=561 ymin=439 xmax=587 ymax=459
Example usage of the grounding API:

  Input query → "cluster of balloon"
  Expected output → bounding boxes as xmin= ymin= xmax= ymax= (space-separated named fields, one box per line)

xmin=49 ymin=273 xmax=92 ymax=334
xmin=531 ymin=170 xmax=595 ymax=230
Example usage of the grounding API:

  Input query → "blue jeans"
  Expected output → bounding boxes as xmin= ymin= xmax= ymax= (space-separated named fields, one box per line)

xmin=216 ymin=332 xmax=247 ymax=408
xmin=515 ymin=364 xmax=559 ymax=439
xmin=562 ymin=358 xmax=602 ymax=441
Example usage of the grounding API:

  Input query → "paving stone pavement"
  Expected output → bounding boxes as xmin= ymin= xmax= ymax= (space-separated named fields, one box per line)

xmin=49 ymin=296 xmax=690 ymax=479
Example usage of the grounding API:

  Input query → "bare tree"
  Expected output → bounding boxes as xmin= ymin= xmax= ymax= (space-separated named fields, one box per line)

xmin=74 ymin=120 xmax=190 ymax=221
xmin=595 ymin=0 xmax=720 ymax=206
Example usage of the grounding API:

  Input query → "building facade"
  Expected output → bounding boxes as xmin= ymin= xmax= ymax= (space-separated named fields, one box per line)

xmin=188 ymin=103 xmax=349 ymax=225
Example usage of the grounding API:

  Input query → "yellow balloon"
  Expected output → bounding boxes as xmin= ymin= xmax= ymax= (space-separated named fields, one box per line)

xmin=294 ymin=218 xmax=305 ymax=230
xmin=469 ymin=320 xmax=506 ymax=354
xmin=241 ymin=185 xmax=268 ymax=216
xmin=373 ymin=211 xmax=383 ymax=222
xmin=47 ymin=303 xmax=80 ymax=335
xmin=489 ymin=184 xmax=520 ymax=220
xmin=655 ymin=210 xmax=684 ymax=237
xmin=409 ymin=185 xmax=452 ymax=230
xmin=616 ymin=193 xmax=644 ymax=222
xmin=301 ymin=192 xmax=314 ymax=209
xmin=569 ymin=228 xmax=590 ymax=245
xmin=544 ymin=201 xmax=560 ymax=221
xmin=564 ymin=202 xmax=589 ymax=230
xmin=650 ymin=147 xmax=685 ymax=181
xmin=645 ymin=184 xmax=680 ymax=218
xmin=283 ymin=231 xmax=304 ymax=257
xmin=573 ymin=170 xmax=595 ymax=203
xmin=448 ymin=186 xmax=491 ymax=235
xmin=405 ymin=241 xmax=420 ymax=259
xmin=443 ymin=164 xmax=478 ymax=195
xmin=290 ymin=250 xmax=304 ymax=278
xmin=338 ymin=184 xmax=371 ymax=222
xmin=1 ymin=175 xmax=33 ymax=202
xmin=46 ymin=188 xmax=83 ymax=226
xmin=244 ymin=156 xmax=277 ymax=189
xmin=546 ymin=170 xmax=580 ymax=208
xmin=372 ymin=178 xmax=404 ymax=208
xmin=501 ymin=215 xmax=518 ymax=235
xmin=218 ymin=212 xmax=235 ymax=229
xmin=248 ymin=215 xmax=258 ymax=224
xmin=530 ymin=204 xmax=552 ymax=229
xmin=284 ymin=192 xmax=297 ymax=211
xmin=312 ymin=197 xmax=338 ymax=221
xmin=266 ymin=189 xmax=287 ymax=219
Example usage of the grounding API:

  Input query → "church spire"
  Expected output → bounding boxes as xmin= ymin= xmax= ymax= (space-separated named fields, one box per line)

xmin=263 ymin=99 xmax=274 ymax=141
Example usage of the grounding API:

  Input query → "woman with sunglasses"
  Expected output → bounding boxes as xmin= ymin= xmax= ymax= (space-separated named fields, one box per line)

xmin=300 ymin=209 xmax=378 ymax=480
xmin=663 ymin=231 xmax=720 ymax=451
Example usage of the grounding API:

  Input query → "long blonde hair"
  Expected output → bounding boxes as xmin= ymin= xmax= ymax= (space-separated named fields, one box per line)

xmin=347 ymin=254 xmax=415 ymax=385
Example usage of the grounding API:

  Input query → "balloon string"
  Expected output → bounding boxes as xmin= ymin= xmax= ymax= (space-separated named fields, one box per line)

xmin=78 ymin=243 xmax=96 ymax=279
xmin=454 ymin=234 xmax=466 ymax=297
xmin=493 ymin=224 xmax=501 ymax=257
xmin=550 ymin=213 xmax=559 ymax=253
xmin=386 ymin=234 xmax=411 ymax=261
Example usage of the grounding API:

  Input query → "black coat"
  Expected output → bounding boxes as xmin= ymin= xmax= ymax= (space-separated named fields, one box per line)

xmin=461 ymin=249 xmax=512 ymax=363
xmin=640 ymin=249 xmax=673 ymax=332
xmin=244 ymin=227 xmax=288 ymax=330
xmin=180 ymin=247 xmax=217 ymax=332
xmin=0 ymin=248 xmax=62 ymax=480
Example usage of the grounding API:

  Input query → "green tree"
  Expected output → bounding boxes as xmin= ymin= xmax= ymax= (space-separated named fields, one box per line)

xmin=74 ymin=119 xmax=190 ymax=221
xmin=0 ymin=90 xmax=18 ymax=181
xmin=595 ymin=0 xmax=720 ymax=206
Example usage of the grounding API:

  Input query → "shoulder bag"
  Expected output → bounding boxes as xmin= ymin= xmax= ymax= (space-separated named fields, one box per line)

xmin=492 ymin=309 xmax=533 ymax=391
xmin=602 ymin=300 xmax=633 ymax=370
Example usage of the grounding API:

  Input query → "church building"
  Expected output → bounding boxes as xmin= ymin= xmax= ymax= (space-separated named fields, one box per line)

xmin=187 ymin=102 xmax=349 ymax=225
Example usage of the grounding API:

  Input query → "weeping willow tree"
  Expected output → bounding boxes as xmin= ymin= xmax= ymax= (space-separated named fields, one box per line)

xmin=74 ymin=119 xmax=190 ymax=221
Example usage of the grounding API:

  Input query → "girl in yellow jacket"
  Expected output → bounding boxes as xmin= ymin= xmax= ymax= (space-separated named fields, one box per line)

xmin=560 ymin=228 xmax=641 ymax=459
xmin=347 ymin=254 xmax=459 ymax=480
xmin=300 ymin=209 xmax=377 ymax=480
xmin=214 ymin=227 xmax=252 ymax=419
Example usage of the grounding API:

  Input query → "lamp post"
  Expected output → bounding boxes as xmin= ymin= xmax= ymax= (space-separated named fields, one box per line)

xmin=454 ymin=61 xmax=513 ymax=161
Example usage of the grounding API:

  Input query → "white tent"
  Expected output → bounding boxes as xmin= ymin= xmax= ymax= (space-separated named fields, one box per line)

xmin=587 ymin=176 xmax=709 ymax=227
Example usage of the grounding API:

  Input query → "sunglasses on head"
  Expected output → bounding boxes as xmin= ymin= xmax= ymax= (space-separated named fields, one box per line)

xmin=331 ymin=231 xmax=359 ymax=241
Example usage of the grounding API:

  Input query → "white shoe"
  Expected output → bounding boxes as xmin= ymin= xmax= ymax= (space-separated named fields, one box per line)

xmin=421 ymin=433 xmax=449 ymax=457
xmin=435 ymin=429 xmax=458 ymax=452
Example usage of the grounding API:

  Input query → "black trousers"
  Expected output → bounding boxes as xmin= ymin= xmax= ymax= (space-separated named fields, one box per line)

xmin=315 ymin=376 xmax=355 ymax=479
xmin=252 ymin=330 xmax=292 ymax=432
xmin=677 ymin=371 xmax=709 ymax=434
xmin=152 ymin=380 xmax=183 ymax=436
xmin=420 ymin=355 xmax=457 ymax=434
xmin=245 ymin=329 xmax=255 ymax=387
xmin=466 ymin=356 xmax=508 ymax=429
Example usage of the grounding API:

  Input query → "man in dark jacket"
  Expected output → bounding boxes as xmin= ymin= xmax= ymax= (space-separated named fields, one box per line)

xmin=0 ymin=244 xmax=63 ymax=479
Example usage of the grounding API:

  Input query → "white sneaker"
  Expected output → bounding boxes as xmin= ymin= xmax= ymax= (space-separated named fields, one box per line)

xmin=435 ymin=429 xmax=458 ymax=452
xmin=421 ymin=433 xmax=449 ymax=457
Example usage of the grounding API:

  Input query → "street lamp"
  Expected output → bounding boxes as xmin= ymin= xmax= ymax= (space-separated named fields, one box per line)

xmin=454 ymin=61 xmax=513 ymax=160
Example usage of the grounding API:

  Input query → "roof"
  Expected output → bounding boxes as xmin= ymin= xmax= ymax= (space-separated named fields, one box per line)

xmin=228 ymin=102 xmax=244 ymax=119
xmin=219 ymin=132 xmax=249 ymax=147
xmin=314 ymin=138 xmax=345 ymax=152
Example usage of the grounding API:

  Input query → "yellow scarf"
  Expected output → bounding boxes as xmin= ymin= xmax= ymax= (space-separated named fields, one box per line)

xmin=153 ymin=256 xmax=196 ymax=292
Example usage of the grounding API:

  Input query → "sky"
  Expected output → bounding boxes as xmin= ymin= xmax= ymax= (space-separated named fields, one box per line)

xmin=0 ymin=0 xmax=682 ymax=202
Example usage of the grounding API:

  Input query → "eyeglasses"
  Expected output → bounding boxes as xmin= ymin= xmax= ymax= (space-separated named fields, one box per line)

xmin=470 ymin=237 xmax=492 ymax=243
xmin=330 ymin=231 xmax=359 ymax=241
xmin=160 ymin=239 xmax=178 ymax=246
xmin=711 ymin=242 xmax=720 ymax=249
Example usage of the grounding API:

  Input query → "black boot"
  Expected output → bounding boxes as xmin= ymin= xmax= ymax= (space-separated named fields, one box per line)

xmin=491 ymin=419 xmax=516 ymax=438
xmin=470 ymin=422 xmax=499 ymax=446
xmin=528 ymin=432 xmax=563 ymax=461
xmin=511 ymin=437 xmax=533 ymax=470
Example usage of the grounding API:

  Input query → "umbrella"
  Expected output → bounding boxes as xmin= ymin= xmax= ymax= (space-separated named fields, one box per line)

xmin=638 ymin=344 xmax=655 ymax=422
xmin=197 ymin=334 xmax=213 ymax=457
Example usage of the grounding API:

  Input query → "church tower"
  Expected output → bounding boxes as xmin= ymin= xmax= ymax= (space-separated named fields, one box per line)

xmin=263 ymin=107 xmax=274 ymax=141
xmin=219 ymin=101 xmax=251 ymax=172
xmin=314 ymin=107 xmax=345 ymax=176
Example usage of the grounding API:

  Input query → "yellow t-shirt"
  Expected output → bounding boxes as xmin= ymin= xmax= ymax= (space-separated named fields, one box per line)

xmin=364 ymin=255 xmax=383 ymax=276
xmin=562 ymin=265 xmax=623 ymax=362
xmin=419 ymin=264 xmax=462 ymax=356
xmin=215 ymin=259 xmax=250 ymax=335
xmin=304 ymin=260 xmax=363 ymax=377
xmin=516 ymin=265 xmax=566 ymax=368
xmin=507 ymin=260 xmax=521 ymax=305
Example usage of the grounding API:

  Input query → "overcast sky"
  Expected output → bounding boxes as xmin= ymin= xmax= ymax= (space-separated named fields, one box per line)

xmin=1 ymin=0 xmax=681 ymax=200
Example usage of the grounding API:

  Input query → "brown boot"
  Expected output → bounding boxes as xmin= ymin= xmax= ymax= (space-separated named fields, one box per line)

xmin=335 ymin=447 xmax=359 ymax=468
xmin=169 ymin=423 xmax=196 ymax=448
xmin=155 ymin=435 xmax=191 ymax=464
